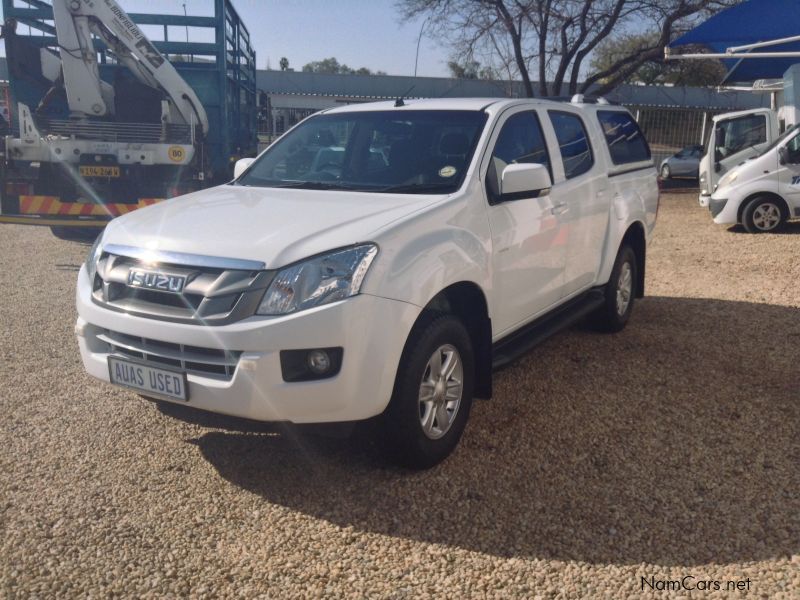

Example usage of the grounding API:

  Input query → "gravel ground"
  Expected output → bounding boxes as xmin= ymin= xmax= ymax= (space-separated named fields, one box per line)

xmin=1 ymin=194 xmax=798 ymax=598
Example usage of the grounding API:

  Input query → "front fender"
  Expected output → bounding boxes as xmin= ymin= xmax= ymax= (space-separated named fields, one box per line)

xmin=362 ymin=191 xmax=492 ymax=311
xmin=713 ymin=178 xmax=784 ymax=225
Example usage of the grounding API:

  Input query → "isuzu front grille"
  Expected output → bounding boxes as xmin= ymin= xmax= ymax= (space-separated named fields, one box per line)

xmin=91 ymin=245 xmax=272 ymax=325
xmin=98 ymin=329 xmax=240 ymax=380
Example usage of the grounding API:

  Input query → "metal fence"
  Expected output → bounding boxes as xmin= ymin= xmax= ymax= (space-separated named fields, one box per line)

xmin=625 ymin=106 xmax=724 ymax=176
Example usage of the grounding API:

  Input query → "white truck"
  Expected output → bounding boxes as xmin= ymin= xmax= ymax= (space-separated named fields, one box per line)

xmin=0 ymin=0 xmax=256 ymax=237
xmin=707 ymin=123 xmax=800 ymax=232
xmin=699 ymin=65 xmax=800 ymax=208
xmin=76 ymin=97 xmax=658 ymax=468
xmin=698 ymin=107 xmax=778 ymax=206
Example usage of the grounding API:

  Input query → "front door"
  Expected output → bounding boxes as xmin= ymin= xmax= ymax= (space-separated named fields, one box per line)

xmin=778 ymin=131 xmax=800 ymax=211
xmin=483 ymin=109 xmax=569 ymax=336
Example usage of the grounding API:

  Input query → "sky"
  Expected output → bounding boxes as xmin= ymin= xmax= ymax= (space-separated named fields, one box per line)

xmin=0 ymin=0 xmax=454 ymax=78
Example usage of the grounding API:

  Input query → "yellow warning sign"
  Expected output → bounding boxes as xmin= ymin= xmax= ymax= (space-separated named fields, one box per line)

xmin=168 ymin=146 xmax=186 ymax=163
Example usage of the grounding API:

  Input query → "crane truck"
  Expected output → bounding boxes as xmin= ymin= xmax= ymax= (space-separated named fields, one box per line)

xmin=0 ymin=0 xmax=256 ymax=239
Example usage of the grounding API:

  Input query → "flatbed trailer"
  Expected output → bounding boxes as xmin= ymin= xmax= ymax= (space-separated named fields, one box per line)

xmin=0 ymin=0 xmax=256 ymax=231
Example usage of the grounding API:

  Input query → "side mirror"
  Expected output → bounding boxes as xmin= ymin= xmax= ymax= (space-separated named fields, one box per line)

xmin=499 ymin=163 xmax=551 ymax=201
xmin=233 ymin=157 xmax=256 ymax=179
xmin=778 ymin=146 xmax=788 ymax=165
xmin=714 ymin=162 xmax=721 ymax=173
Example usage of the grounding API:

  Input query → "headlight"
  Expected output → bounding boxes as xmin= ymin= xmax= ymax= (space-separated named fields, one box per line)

xmin=84 ymin=234 xmax=103 ymax=283
xmin=257 ymin=244 xmax=378 ymax=315
xmin=718 ymin=170 xmax=738 ymax=188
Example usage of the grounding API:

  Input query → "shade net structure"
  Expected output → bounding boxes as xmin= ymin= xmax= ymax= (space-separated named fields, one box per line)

xmin=669 ymin=0 xmax=800 ymax=82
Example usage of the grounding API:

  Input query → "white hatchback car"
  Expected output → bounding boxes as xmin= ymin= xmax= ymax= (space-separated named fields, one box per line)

xmin=77 ymin=97 xmax=658 ymax=467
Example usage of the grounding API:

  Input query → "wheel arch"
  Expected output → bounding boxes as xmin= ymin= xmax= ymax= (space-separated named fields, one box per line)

xmin=737 ymin=191 xmax=789 ymax=223
xmin=621 ymin=221 xmax=646 ymax=298
xmin=419 ymin=281 xmax=492 ymax=399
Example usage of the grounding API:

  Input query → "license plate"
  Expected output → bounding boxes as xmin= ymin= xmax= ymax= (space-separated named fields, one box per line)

xmin=80 ymin=165 xmax=120 ymax=178
xmin=108 ymin=356 xmax=188 ymax=401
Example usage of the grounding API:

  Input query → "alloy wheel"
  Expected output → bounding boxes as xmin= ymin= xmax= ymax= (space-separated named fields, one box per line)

xmin=418 ymin=344 xmax=463 ymax=440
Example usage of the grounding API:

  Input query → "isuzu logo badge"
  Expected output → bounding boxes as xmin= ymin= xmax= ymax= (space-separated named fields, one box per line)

xmin=127 ymin=269 xmax=187 ymax=293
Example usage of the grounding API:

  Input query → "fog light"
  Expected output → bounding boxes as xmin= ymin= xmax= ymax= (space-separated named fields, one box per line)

xmin=307 ymin=349 xmax=331 ymax=374
xmin=279 ymin=347 xmax=343 ymax=382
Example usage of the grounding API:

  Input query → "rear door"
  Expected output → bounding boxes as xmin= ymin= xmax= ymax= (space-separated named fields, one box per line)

xmin=545 ymin=109 xmax=608 ymax=296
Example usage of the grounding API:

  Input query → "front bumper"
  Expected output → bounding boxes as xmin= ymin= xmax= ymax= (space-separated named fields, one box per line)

xmin=709 ymin=197 xmax=728 ymax=219
xmin=76 ymin=266 xmax=420 ymax=423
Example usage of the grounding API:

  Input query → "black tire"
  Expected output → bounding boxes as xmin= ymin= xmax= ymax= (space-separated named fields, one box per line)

xmin=382 ymin=313 xmax=474 ymax=469
xmin=660 ymin=164 xmax=671 ymax=179
xmin=741 ymin=196 xmax=786 ymax=233
xmin=588 ymin=244 xmax=637 ymax=333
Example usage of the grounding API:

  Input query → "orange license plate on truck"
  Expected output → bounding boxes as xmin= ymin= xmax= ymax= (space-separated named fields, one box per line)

xmin=79 ymin=166 xmax=120 ymax=178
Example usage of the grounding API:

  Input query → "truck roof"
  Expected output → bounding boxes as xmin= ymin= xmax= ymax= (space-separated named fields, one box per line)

xmin=321 ymin=96 xmax=626 ymax=115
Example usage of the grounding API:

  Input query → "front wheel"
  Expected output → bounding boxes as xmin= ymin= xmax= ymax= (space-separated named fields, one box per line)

xmin=742 ymin=197 xmax=785 ymax=233
xmin=587 ymin=244 xmax=637 ymax=333
xmin=382 ymin=314 xmax=474 ymax=469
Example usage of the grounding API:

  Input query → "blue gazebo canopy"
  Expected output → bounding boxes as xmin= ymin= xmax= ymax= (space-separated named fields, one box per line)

xmin=669 ymin=0 xmax=800 ymax=82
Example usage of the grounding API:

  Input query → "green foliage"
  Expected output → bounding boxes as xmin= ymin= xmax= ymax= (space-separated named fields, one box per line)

xmin=302 ymin=57 xmax=387 ymax=76
xmin=591 ymin=33 xmax=726 ymax=86
xmin=447 ymin=59 xmax=497 ymax=80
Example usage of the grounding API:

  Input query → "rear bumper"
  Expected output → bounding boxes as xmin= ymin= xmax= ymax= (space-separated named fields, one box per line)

xmin=75 ymin=265 xmax=420 ymax=423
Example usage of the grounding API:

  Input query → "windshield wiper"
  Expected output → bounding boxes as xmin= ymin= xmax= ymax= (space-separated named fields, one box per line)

xmin=373 ymin=182 xmax=456 ymax=194
xmin=272 ymin=181 xmax=347 ymax=190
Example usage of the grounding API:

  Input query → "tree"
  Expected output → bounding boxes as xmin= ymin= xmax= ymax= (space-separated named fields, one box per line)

xmin=301 ymin=57 xmax=387 ymax=76
xmin=591 ymin=32 xmax=725 ymax=86
xmin=279 ymin=57 xmax=290 ymax=71
xmin=447 ymin=58 xmax=496 ymax=79
xmin=397 ymin=0 xmax=740 ymax=97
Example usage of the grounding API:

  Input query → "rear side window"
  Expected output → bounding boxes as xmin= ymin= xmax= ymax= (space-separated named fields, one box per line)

xmin=597 ymin=110 xmax=651 ymax=165
xmin=548 ymin=111 xmax=593 ymax=179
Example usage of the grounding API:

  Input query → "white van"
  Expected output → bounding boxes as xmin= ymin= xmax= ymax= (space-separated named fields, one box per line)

xmin=707 ymin=124 xmax=800 ymax=232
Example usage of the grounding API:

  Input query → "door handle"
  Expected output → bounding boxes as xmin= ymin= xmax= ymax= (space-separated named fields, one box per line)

xmin=551 ymin=202 xmax=568 ymax=215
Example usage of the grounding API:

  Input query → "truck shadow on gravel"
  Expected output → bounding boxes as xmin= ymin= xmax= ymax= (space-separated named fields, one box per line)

xmin=181 ymin=296 xmax=799 ymax=566
xmin=727 ymin=222 xmax=800 ymax=235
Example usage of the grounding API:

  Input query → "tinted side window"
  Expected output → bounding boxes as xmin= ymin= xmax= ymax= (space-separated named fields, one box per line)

xmin=548 ymin=111 xmax=594 ymax=179
xmin=486 ymin=111 xmax=551 ymax=201
xmin=597 ymin=110 xmax=651 ymax=165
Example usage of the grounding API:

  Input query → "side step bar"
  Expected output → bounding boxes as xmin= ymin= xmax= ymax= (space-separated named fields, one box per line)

xmin=491 ymin=288 xmax=605 ymax=370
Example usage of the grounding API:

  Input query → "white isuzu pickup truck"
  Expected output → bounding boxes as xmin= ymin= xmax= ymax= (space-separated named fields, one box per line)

xmin=76 ymin=97 xmax=658 ymax=468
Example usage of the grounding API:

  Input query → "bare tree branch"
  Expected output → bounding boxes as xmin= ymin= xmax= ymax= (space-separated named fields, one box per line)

xmin=396 ymin=0 xmax=740 ymax=97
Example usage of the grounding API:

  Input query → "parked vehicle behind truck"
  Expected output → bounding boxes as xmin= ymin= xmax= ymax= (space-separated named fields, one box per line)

xmin=76 ymin=96 xmax=658 ymax=468
xmin=707 ymin=123 xmax=800 ymax=232
xmin=0 ymin=0 xmax=257 ymax=238
xmin=698 ymin=108 xmax=778 ymax=206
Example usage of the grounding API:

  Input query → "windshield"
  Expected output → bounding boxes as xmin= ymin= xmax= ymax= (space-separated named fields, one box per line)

xmin=237 ymin=110 xmax=488 ymax=194
xmin=713 ymin=113 xmax=767 ymax=159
